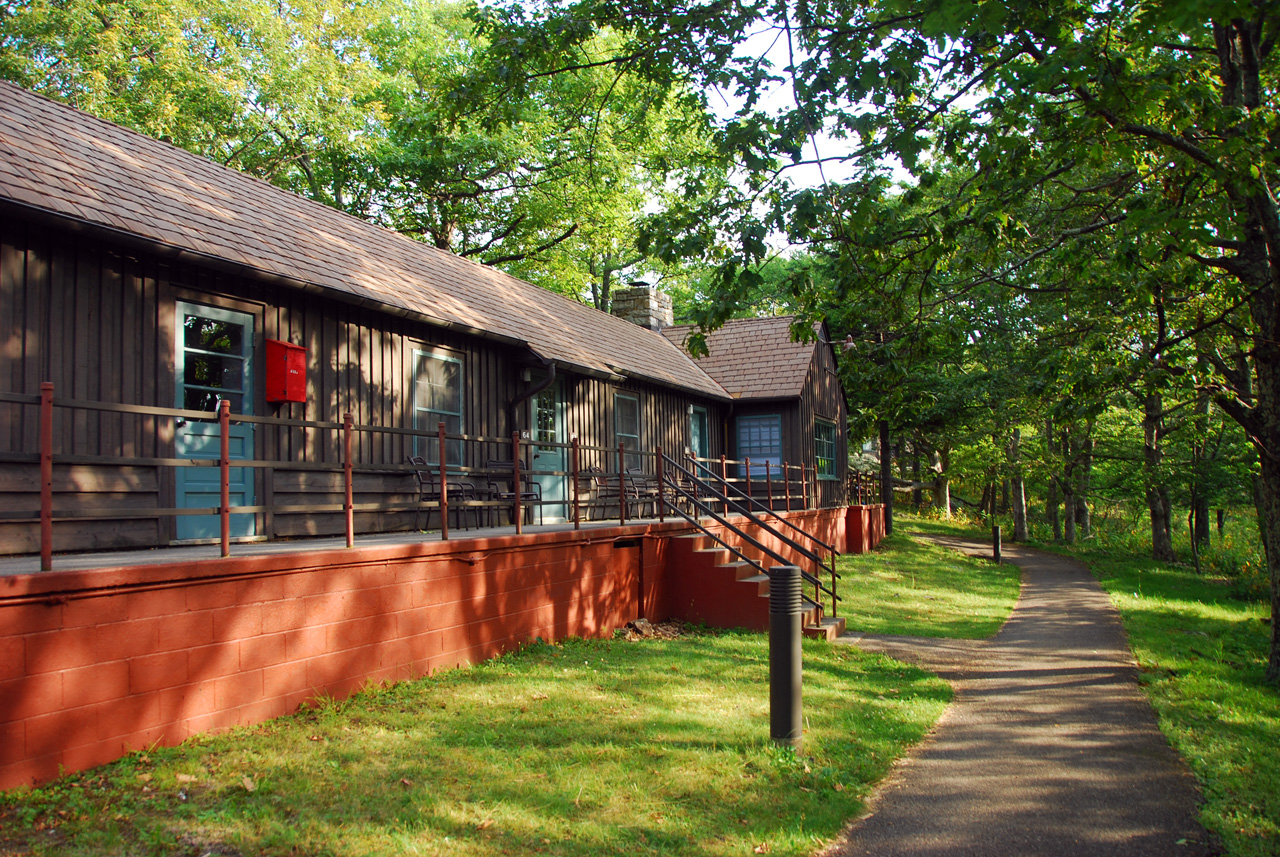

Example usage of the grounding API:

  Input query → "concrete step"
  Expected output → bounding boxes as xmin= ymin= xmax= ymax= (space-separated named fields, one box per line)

xmin=803 ymin=615 xmax=847 ymax=641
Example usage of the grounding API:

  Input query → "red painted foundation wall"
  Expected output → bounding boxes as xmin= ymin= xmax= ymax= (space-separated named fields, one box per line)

xmin=0 ymin=509 xmax=879 ymax=791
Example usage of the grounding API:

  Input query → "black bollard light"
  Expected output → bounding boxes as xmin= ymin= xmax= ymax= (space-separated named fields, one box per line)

xmin=769 ymin=565 xmax=803 ymax=749
xmin=993 ymin=524 xmax=1002 ymax=564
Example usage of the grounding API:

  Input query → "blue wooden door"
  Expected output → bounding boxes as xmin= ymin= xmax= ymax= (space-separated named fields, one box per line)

xmin=174 ymin=303 xmax=255 ymax=541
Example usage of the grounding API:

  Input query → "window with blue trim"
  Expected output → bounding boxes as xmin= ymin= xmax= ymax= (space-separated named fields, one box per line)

xmin=737 ymin=414 xmax=782 ymax=467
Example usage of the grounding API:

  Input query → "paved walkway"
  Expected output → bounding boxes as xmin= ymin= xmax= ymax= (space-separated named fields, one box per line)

xmin=827 ymin=534 xmax=1219 ymax=857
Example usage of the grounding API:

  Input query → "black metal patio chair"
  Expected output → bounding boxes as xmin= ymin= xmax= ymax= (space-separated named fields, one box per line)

xmin=407 ymin=456 xmax=478 ymax=531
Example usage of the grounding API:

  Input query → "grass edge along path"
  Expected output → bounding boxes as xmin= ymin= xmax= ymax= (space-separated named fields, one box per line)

xmin=1036 ymin=540 xmax=1280 ymax=857
xmin=831 ymin=515 xmax=1022 ymax=639
xmin=0 ymin=631 xmax=950 ymax=857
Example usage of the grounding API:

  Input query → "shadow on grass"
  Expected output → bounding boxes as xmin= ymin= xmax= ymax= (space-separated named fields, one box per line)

xmin=0 ymin=634 xmax=951 ymax=857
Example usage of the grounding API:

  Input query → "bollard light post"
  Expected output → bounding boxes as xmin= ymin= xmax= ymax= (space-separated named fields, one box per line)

xmin=769 ymin=565 xmax=803 ymax=749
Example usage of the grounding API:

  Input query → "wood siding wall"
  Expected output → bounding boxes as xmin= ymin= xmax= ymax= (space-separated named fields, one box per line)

xmin=0 ymin=216 xmax=729 ymax=554
xmin=728 ymin=337 xmax=848 ymax=508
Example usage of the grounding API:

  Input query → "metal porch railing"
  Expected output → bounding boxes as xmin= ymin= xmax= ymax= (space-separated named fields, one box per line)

xmin=658 ymin=452 xmax=841 ymax=618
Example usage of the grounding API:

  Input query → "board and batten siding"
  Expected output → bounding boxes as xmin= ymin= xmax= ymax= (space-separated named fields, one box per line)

xmin=0 ymin=215 xmax=730 ymax=554
xmin=728 ymin=335 xmax=848 ymax=509
xmin=800 ymin=334 xmax=849 ymax=508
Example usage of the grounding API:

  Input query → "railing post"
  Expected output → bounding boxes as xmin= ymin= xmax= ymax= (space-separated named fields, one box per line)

xmin=437 ymin=421 xmax=448 ymax=541
xmin=344 ymin=413 xmax=355 ymax=548
xmin=512 ymin=431 xmax=523 ymax=535
xmin=744 ymin=458 xmax=752 ymax=510
xmin=219 ymin=399 xmax=231 ymax=558
xmin=803 ymin=463 xmax=810 ymax=509
xmin=40 ymin=382 xmax=53 ymax=571
xmin=657 ymin=446 xmax=665 ymax=523
xmin=766 ymin=463 xmax=774 ymax=512
xmin=618 ymin=442 xmax=627 ymax=526
xmin=572 ymin=437 xmax=581 ymax=530
xmin=720 ymin=454 xmax=728 ymax=516
xmin=993 ymin=524 xmax=1002 ymax=564
xmin=783 ymin=461 xmax=791 ymax=512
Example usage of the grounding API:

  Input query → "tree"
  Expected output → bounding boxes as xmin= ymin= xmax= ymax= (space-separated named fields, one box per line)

xmin=470 ymin=0 xmax=1280 ymax=684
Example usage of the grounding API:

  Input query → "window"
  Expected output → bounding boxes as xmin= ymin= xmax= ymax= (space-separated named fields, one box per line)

xmin=815 ymin=419 xmax=838 ymax=480
xmin=414 ymin=350 xmax=463 ymax=465
xmin=534 ymin=386 xmax=558 ymax=451
xmin=737 ymin=414 xmax=782 ymax=467
xmin=690 ymin=406 xmax=709 ymax=460
xmin=614 ymin=392 xmax=641 ymax=469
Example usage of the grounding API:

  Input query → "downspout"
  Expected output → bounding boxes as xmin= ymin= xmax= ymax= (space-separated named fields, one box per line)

xmin=508 ymin=353 xmax=556 ymax=437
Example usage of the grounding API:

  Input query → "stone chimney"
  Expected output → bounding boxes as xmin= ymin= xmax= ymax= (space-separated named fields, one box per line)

xmin=611 ymin=284 xmax=673 ymax=332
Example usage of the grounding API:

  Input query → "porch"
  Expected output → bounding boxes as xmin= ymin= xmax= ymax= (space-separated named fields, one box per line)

xmin=1 ymin=386 xmax=839 ymax=563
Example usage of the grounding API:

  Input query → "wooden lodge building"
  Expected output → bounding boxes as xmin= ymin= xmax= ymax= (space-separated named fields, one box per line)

xmin=0 ymin=81 xmax=882 ymax=791
xmin=0 ymin=80 xmax=850 ymax=554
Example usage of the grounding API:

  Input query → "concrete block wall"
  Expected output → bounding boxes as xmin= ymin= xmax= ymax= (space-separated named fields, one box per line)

xmin=0 ymin=506 xmax=883 ymax=791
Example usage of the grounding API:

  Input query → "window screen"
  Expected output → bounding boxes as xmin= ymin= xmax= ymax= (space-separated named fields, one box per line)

xmin=614 ymin=392 xmax=641 ymax=469
xmin=414 ymin=351 xmax=463 ymax=465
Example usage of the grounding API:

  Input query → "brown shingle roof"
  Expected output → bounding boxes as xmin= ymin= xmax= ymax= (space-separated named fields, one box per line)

xmin=662 ymin=316 xmax=819 ymax=400
xmin=0 ymin=82 xmax=729 ymax=400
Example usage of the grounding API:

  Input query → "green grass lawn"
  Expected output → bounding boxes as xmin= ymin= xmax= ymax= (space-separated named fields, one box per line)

xmin=830 ymin=516 xmax=1022 ymax=638
xmin=1039 ymin=539 xmax=1280 ymax=857
xmin=0 ymin=632 xmax=950 ymax=857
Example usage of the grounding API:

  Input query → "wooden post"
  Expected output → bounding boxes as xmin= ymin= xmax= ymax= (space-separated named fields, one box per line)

xmin=784 ymin=461 xmax=791 ymax=512
xmin=437 ymin=421 xmax=449 ymax=541
xmin=720 ymin=454 xmax=728 ymax=516
xmin=344 ymin=413 xmax=355 ymax=548
xmin=744 ymin=458 xmax=752 ymax=512
xmin=657 ymin=446 xmax=665 ymax=523
xmin=219 ymin=399 xmax=231 ymax=558
xmin=39 ymin=382 xmax=53 ymax=571
xmin=803 ymin=463 xmax=810 ymax=509
xmin=572 ymin=437 xmax=581 ymax=530
xmin=766 ymin=463 xmax=774 ymax=512
xmin=512 ymin=432 xmax=523 ymax=535
xmin=618 ymin=443 xmax=627 ymax=526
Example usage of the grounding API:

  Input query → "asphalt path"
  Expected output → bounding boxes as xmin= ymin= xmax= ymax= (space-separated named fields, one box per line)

xmin=826 ymin=534 xmax=1219 ymax=857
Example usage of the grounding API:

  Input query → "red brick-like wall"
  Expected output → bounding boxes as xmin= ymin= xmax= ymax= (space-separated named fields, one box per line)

xmin=0 ymin=510 xmax=866 ymax=791
xmin=846 ymin=504 xmax=885 ymax=554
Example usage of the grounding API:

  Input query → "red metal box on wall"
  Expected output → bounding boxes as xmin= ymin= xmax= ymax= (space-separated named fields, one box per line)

xmin=265 ymin=339 xmax=307 ymax=403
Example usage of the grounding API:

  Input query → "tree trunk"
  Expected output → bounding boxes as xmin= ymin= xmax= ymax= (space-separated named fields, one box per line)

xmin=1047 ymin=478 xmax=1061 ymax=541
xmin=1063 ymin=483 xmax=1076 ymax=544
xmin=880 ymin=419 xmax=893 ymax=536
xmin=912 ymin=436 xmax=922 ymax=511
xmin=1075 ymin=430 xmax=1093 ymax=538
xmin=1145 ymin=392 xmax=1176 ymax=563
xmin=1011 ymin=428 xmax=1028 ymax=542
xmin=1192 ymin=391 xmax=1212 ymax=548
xmin=1255 ymin=458 xmax=1280 ymax=684
xmin=1213 ymin=18 xmax=1278 ymax=683
xmin=930 ymin=445 xmax=951 ymax=519
xmin=1045 ymin=419 xmax=1061 ymax=540
xmin=1192 ymin=490 xmax=1211 ymax=548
